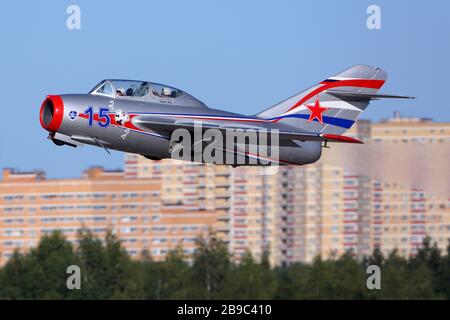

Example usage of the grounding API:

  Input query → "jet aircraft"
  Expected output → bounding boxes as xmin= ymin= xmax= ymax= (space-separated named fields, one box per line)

xmin=39 ymin=65 xmax=413 ymax=166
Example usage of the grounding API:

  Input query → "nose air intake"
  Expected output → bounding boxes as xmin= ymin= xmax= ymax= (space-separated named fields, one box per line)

xmin=39 ymin=95 xmax=64 ymax=132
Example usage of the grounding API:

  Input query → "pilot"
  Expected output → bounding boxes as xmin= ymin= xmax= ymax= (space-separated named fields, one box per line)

xmin=116 ymin=88 xmax=126 ymax=96
xmin=162 ymin=87 xmax=173 ymax=97
xmin=140 ymin=82 xmax=149 ymax=95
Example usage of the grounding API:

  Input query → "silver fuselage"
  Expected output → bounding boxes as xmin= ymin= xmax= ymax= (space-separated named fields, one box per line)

xmin=41 ymin=92 xmax=322 ymax=166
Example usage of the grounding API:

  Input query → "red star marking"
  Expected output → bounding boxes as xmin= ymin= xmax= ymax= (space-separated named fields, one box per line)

xmin=305 ymin=96 xmax=328 ymax=124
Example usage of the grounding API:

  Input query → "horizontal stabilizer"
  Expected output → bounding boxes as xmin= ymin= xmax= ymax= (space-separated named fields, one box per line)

xmin=327 ymin=90 xmax=415 ymax=100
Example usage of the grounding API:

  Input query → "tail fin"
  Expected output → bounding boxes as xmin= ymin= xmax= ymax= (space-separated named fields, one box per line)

xmin=257 ymin=65 xmax=390 ymax=135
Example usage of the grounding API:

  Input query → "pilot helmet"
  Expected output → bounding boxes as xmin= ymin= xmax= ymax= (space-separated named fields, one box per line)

xmin=162 ymin=87 xmax=173 ymax=97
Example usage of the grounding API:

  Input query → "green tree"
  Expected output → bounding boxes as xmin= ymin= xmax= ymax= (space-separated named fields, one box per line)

xmin=0 ymin=251 xmax=29 ymax=299
xmin=75 ymin=229 xmax=111 ymax=298
xmin=290 ymin=256 xmax=335 ymax=299
xmin=11 ymin=232 xmax=78 ymax=299
xmin=330 ymin=251 xmax=368 ymax=299
xmin=74 ymin=229 xmax=143 ymax=299
xmin=224 ymin=251 xmax=277 ymax=299
xmin=1 ymin=229 xmax=449 ymax=300
xmin=367 ymin=247 xmax=384 ymax=267
xmin=438 ymin=240 xmax=450 ymax=298
xmin=104 ymin=231 xmax=144 ymax=299
xmin=189 ymin=234 xmax=231 ymax=299
xmin=139 ymin=250 xmax=162 ymax=299
xmin=371 ymin=249 xmax=438 ymax=299
xmin=157 ymin=247 xmax=192 ymax=299
xmin=411 ymin=237 xmax=443 ymax=295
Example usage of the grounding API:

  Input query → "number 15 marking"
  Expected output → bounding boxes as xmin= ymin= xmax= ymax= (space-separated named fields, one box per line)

xmin=84 ymin=107 xmax=111 ymax=128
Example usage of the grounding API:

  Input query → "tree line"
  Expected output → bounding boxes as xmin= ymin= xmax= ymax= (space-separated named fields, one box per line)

xmin=0 ymin=230 xmax=449 ymax=299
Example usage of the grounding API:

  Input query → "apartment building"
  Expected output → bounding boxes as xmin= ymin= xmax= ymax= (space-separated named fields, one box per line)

xmin=370 ymin=181 xmax=449 ymax=256
xmin=125 ymin=154 xmax=373 ymax=264
xmin=0 ymin=167 xmax=217 ymax=265
xmin=372 ymin=112 xmax=449 ymax=144
xmin=350 ymin=113 xmax=450 ymax=257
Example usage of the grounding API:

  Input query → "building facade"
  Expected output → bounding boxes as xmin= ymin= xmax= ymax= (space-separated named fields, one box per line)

xmin=125 ymin=156 xmax=374 ymax=264
xmin=0 ymin=167 xmax=217 ymax=265
xmin=350 ymin=113 xmax=450 ymax=257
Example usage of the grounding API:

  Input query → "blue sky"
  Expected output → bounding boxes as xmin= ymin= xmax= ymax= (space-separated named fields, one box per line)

xmin=0 ymin=0 xmax=448 ymax=178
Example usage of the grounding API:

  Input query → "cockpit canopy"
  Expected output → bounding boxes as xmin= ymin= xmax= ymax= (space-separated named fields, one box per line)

xmin=89 ymin=79 xmax=206 ymax=108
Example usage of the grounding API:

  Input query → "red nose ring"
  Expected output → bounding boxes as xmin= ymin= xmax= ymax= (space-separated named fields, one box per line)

xmin=39 ymin=95 xmax=64 ymax=132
